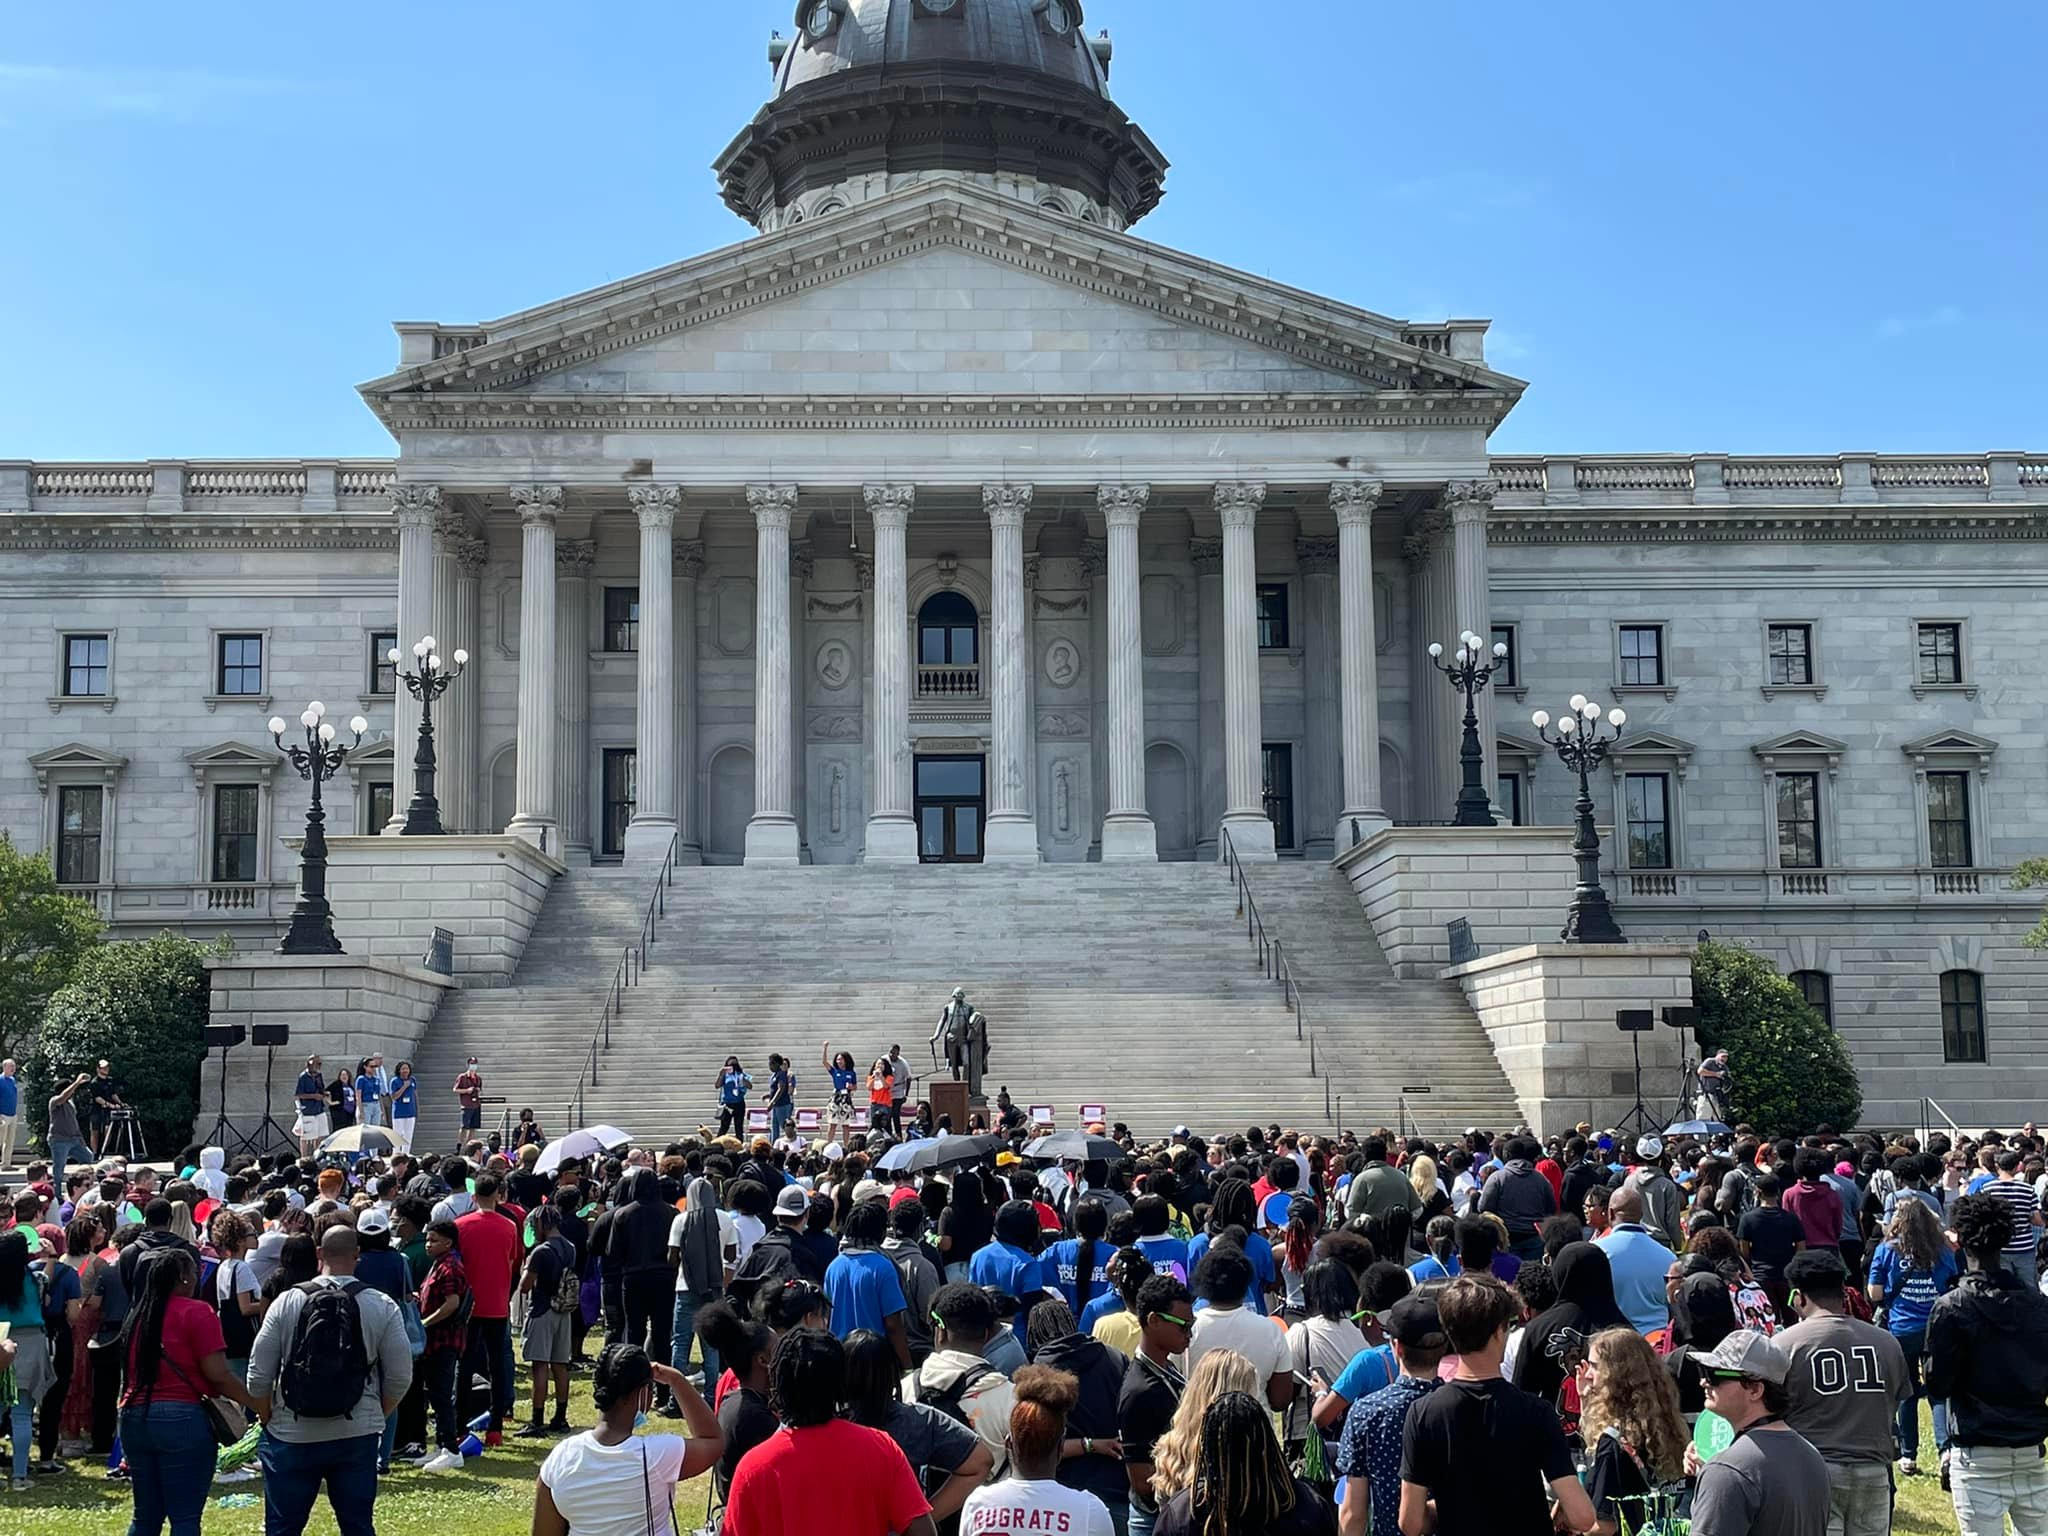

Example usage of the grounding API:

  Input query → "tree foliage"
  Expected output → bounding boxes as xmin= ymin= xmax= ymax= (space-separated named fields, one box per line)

xmin=26 ymin=932 xmax=220 ymax=1156
xmin=2011 ymin=858 xmax=2048 ymax=950
xmin=1691 ymin=939 xmax=1861 ymax=1136
xmin=0 ymin=832 xmax=104 ymax=1060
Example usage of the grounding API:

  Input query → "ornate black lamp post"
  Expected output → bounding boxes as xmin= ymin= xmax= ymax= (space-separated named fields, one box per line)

xmin=1428 ymin=628 xmax=1512 ymax=827
xmin=390 ymin=634 xmax=467 ymax=835
xmin=1532 ymin=694 xmax=1628 ymax=944
xmin=269 ymin=702 xmax=367 ymax=956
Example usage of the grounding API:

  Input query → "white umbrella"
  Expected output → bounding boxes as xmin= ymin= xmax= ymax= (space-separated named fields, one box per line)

xmin=535 ymin=1125 xmax=632 ymax=1173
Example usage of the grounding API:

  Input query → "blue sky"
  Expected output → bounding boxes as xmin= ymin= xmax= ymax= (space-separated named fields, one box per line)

xmin=3 ymin=3 xmax=2041 ymax=460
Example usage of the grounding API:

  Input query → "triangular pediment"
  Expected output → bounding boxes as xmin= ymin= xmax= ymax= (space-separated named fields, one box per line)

xmin=183 ymin=740 xmax=280 ymax=777
xmin=1496 ymin=729 xmax=1547 ymax=760
xmin=362 ymin=180 xmax=1522 ymax=425
xmin=1611 ymin=729 xmax=1697 ymax=758
xmin=27 ymin=741 xmax=128 ymax=781
xmin=1751 ymin=730 xmax=1848 ymax=758
xmin=1901 ymin=728 xmax=1998 ymax=758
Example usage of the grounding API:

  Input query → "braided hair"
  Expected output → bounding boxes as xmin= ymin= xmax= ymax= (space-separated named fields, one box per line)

xmin=1026 ymin=1296 xmax=1078 ymax=1359
xmin=1188 ymin=1390 xmax=1298 ymax=1535
xmin=117 ymin=1245 xmax=196 ymax=1408
xmin=768 ymin=1327 xmax=845 ymax=1428
xmin=591 ymin=1342 xmax=653 ymax=1416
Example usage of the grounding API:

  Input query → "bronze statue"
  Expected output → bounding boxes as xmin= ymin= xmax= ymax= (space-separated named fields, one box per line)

xmin=930 ymin=987 xmax=991 ymax=1096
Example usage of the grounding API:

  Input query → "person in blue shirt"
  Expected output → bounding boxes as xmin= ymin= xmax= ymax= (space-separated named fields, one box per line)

xmin=763 ymin=1054 xmax=797 ymax=1144
xmin=293 ymin=1055 xmax=329 ymax=1157
xmin=715 ymin=1057 xmax=753 ymax=1138
xmin=1131 ymin=1195 xmax=1190 ymax=1281
xmin=820 ymin=1042 xmax=858 ymax=1136
xmin=969 ymin=1200 xmax=1046 ymax=1347
xmin=353 ymin=1057 xmax=386 ymax=1129
xmin=1184 ymin=1179 xmax=1276 ymax=1314
xmin=823 ymin=1199 xmax=912 ymax=1368
xmin=1593 ymin=1185 xmax=1680 ymax=1335
xmin=1410 ymin=1216 xmax=1462 ymax=1283
xmin=0 ymin=1058 xmax=20 ymax=1171
xmin=1866 ymin=1195 xmax=1961 ymax=1474
xmin=1045 ymin=1198 xmax=1112 ymax=1315
xmin=1079 ymin=1246 xmax=1152 ymax=1338
xmin=1308 ymin=1260 xmax=1414 ymax=1439
xmin=388 ymin=1061 xmax=419 ymax=1154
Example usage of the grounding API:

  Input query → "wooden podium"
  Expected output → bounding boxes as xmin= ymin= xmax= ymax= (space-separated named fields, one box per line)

xmin=929 ymin=1080 xmax=972 ymax=1133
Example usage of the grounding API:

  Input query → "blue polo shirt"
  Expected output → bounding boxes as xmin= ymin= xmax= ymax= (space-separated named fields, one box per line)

xmin=0 ymin=1075 xmax=18 ymax=1118
xmin=968 ymin=1240 xmax=1045 ymax=1345
xmin=824 ymin=1247 xmax=909 ymax=1340
xmin=390 ymin=1078 xmax=418 ymax=1120
xmin=1595 ymin=1223 xmax=1678 ymax=1335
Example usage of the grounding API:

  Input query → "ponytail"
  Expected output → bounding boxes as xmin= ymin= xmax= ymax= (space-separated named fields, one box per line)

xmin=1072 ymin=1199 xmax=1109 ymax=1314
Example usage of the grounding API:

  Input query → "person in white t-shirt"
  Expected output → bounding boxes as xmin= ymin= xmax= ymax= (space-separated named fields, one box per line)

xmin=1185 ymin=1244 xmax=1293 ymax=1411
xmin=667 ymin=1179 xmax=738 ymax=1397
xmin=534 ymin=1342 xmax=721 ymax=1536
xmin=960 ymin=1364 xmax=1115 ymax=1536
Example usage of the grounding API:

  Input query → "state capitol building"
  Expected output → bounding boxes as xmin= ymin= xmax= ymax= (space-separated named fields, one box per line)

xmin=5 ymin=0 xmax=2044 ymax=1133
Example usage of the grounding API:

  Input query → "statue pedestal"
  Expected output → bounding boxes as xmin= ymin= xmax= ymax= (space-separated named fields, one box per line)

xmin=929 ymin=1080 xmax=973 ymax=1133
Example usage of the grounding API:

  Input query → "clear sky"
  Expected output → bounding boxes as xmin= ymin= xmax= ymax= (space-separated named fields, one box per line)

xmin=4 ymin=2 xmax=2041 ymax=460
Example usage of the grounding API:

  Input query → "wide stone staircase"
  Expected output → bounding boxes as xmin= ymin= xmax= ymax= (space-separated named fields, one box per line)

xmin=409 ymin=860 xmax=1522 ymax=1147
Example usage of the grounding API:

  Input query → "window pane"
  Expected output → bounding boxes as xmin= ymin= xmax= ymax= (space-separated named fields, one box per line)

xmin=920 ymin=806 xmax=945 ymax=858
xmin=1927 ymin=772 xmax=1972 ymax=867
xmin=212 ymin=785 xmax=259 ymax=881
xmin=915 ymin=758 xmax=982 ymax=798
xmin=950 ymin=626 xmax=978 ymax=664
xmin=1619 ymin=626 xmax=1663 ymax=686
xmin=1626 ymin=772 xmax=1671 ymax=868
xmin=57 ymin=786 xmax=102 ymax=885
xmin=65 ymin=635 xmax=110 ymax=697
xmin=601 ymin=749 xmax=636 ymax=855
xmin=369 ymin=782 xmax=393 ymax=831
xmin=1768 ymin=625 xmax=1812 ymax=686
xmin=1496 ymin=773 xmax=1523 ymax=826
xmin=1491 ymin=626 xmax=1516 ymax=687
xmin=919 ymin=628 xmax=948 ymax=665
xmin=1941 ymin=970 xmax=1985 ymax=1062
xmin=604 ymin=589 xmax=640 ymax=653
xmin=218 ymin=634 xmax=263 ymax=695
xmin=1917 ymin=624 xmax=1960 ymax=685
xmin=1256 ymin=584 xmax=1289 ymax=650
xmin=1791 ymin=970 xmax=1833 ymax=1027
xmin=1775 ymin=772 xmax=1821 ymax=868
xmin=1262 ymin=744 xmax=1295 ymax=847
xmin=951 ymin=806 xmax=980 ymax=857
xmin=372 ymin=632 xmax=397 ymax=694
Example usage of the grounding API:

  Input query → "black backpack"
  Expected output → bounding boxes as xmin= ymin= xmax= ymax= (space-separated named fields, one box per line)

xmin=921 ymin=1358 xmax=997 ymax=1427
xmin=280 ymin=1279 xmax=372 ymax=1420
xmin=214 ymin=1260 xmax=257 ymax=1360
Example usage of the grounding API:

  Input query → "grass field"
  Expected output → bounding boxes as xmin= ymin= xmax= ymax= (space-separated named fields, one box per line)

xmin=2 ymin=1382 xmax=1963 ymax=1535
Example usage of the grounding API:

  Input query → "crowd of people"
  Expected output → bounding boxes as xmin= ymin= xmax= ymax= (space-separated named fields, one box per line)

xmin=0 ymin=1104 xmax=2043 ymax=1536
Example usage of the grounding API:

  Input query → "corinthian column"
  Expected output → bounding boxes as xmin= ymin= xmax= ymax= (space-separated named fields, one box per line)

xmin=1331 ymin=480 xmax=1388 ymax=849
xmin=1191 ymin=537 xmax=1225 ymax=860
xmin=1098 ymin=483 xmax=1155 ymax=861
xmin=745 ymin=485 xmax=800 ymax=865
xmin=1446 ymin=477 xmax=1501 ymax=812
xmin=428 ymin=507 xmax=467 ymax=829
xmin=505 ymin=484 xmax=561 ymax=850
xmin=385 ymin=485 xmax=440 ymax=832
xmin=863 ymin=484 xmax=918 ymax=862
xmin=451 ymin=536 xmax=488 ymax=831
xmin=624 ymin=484 xmax=680 ymax=863
xmin=673 ymin=540 xmax=705 ymax=863
xmin=1298 ymin=533 xmax=1340 ymax=860
xmin=554 ymin=538 xmax=594 ymax=864
xmin=983 ymin=483 xmax=1039 ymax=861
xmin=1216 ymin=482 xmax=1276 ymax=860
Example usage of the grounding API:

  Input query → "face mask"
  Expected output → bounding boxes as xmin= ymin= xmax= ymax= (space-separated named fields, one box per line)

xmin=633 ymin=1410 xmax=649 ymax=1431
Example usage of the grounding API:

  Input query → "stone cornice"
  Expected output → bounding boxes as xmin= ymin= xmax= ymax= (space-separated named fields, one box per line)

xmin=0 ymin=517 xmax=398 ymax=554
xmin=1489 ymin=507 xmax=2048 ymax=545
xmin=361 ymin=182 xmax=1522 ymax=414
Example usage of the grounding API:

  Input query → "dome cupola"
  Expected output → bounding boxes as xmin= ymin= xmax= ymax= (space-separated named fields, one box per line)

xmin=715 ymin=0 xmax=1168 ymax=232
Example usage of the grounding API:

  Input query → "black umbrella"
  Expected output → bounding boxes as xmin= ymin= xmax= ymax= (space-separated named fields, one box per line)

xmin=1023 ymin=1130 xmax=1123 ymax=1162
xmin=873 ymin=1133 xmax=1003 ymax=1175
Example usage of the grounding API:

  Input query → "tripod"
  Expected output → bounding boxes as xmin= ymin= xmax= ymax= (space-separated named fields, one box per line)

xmin=1614 ymin=1027 xmax=1660 ymax=1145
xmin=202 ymin=1038 xmax=245 ymax=1157
xmin=243 ymin=1045 xmax=298 ymax=1159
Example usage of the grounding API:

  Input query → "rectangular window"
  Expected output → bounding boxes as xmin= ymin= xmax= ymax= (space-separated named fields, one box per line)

xmin=370 ymin=632 xmax=398 ymax=695
xmin=217 ymin=634 xmax=264 ymax=696
xmin=369 ymin=781 xmax=394 ymax=832
xmin=63 ymin=634 xmax=111 ymax=697
xmin=1917 ymin=623 xmax=1962 ymax=685
xmin=1792 ymin=970 xmax=1834 ymax=1029
xmin=1625 ymin=772 xmax=1672 ymax=869
xmin=1767 ymin=624 xmax=1813 ymax=686
xmin=1926 ymin=771 xmax=1972 ymax=868
xmin=604 ymin=588 xmax=640 ymax=653
xmin=1775 ymin=772 xmax=1822 ymax=868
xmin=211 ymin=784 xmax=260 ymax=882
xmin=1618 ymin=625 xmax=1664 ymax=687
xmin=601 ymin=748 xmax=637 ymax=858
xmin=1261 ymin=743 xmax=1296 ymax=849
xmin=1941 ymin=971 xmax=1986 ymax=1063
xmin=1255 ymin=584 xmax=1290 ymax=650
xmin=1497 ymin=772 xmax=1524 ymax=827
xmin=1491 ymin=624 xmax=1518 ymax=688
xmin=56 ymin=786 xmax=103 ymax=885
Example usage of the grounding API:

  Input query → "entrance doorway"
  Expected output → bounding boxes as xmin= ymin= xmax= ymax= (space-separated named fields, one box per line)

xmin=915 ymin=755 xmax=984 ymax=862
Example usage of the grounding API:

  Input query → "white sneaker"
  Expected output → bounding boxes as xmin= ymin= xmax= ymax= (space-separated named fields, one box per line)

xmin=1898 ymin=1456 xmax=1918 ymax=1477
xmin=421 ymin=1450 xmax=464 ymax=1473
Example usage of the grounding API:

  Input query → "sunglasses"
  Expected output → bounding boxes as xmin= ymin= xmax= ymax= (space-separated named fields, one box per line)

xmin=1706 ymin=1370 xmax=1757 ymax=1383
xmin=1153 ymin=1312 xmax=1194 ymax=1332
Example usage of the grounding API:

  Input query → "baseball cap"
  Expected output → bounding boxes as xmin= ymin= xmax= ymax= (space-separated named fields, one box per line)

xmin=1636 ymin=1135 xmax=1664 ymax=1159
xmin=773 ymin=1185 xmax=809 ymax=1219
xmin=1172 ymin=1125 xmax=1190 ymax=1138
xmin=995 ymin=1151 xmax=1021 ymax=1167
xmin=852 ymin=1178 xmax=890 ymax=1205
xmin=1693 ymin=1329 xmax=1789 ymax=1384
xmin=357 ymin=1207 xmax=392 ymax=1236
xmin=1385 ymin=1294 xmax=1445 ymax=1349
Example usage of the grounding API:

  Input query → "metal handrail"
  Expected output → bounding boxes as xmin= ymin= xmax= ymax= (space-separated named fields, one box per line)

xmin=1921 ymin=1096 xmax=1964 ymax=1139
xmin=1220 ymin=830 xmax=1331 ymax=1120
xmin=566 ymin=833 xmax=679 ymax=1129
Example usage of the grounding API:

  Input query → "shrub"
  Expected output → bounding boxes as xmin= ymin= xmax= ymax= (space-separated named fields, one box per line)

xmin=1692 ymin=939 xmax=1860 ymax=1135
xmin=0 ymin=833 xmax=104 ymax=1059
xmin=26 ymin=932 xmax=221 ymax=1156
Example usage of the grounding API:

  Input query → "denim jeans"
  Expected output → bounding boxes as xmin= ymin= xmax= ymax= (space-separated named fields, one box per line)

xmin=7 ymin=1394 xmax=31 ymax=1482
xmin=1824 ymin=1461 xmax=1893 ymax=1536
xmin=49 ymin=1136 xmax=92 ymax=1194
xmin=1999 ymin=1250 xmax=2040 ymax=1287
xmin=258 ymin=1430 xmax=380 ymax=1536
xmin=120 ymin=1400 xmax=215 ymax=1536
xmin=1128 ymin=1502 xmax=1156 ymax=1536
xmin=1893 ymin=1330 xmax=1950 ymax=1461
xmin=672 ymin=1291 xmax=722 ymax=1396
xmin=1950 ymin=1443 xmax=2048 ymax=1536
xmin=769 ymin=1103 xmax=793 ymax=1142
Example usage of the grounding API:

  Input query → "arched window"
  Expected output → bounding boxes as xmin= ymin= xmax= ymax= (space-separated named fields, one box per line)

xmin=917 ymin=591 xmax=978 ymax=666
xmin=1789 ymin=969 xmax=1833 ymax=1028
xmin=1939 ymin=969 xmax=1985 ymax=1062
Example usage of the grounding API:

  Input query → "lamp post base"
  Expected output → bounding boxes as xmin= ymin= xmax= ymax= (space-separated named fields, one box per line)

xmin=400 ymin=795 xmax=445 ymax=837
xmin=278 ymin=904 xmax=343 ymax=957
xmin=1561 ymin=892 xmax=1626 ymax=945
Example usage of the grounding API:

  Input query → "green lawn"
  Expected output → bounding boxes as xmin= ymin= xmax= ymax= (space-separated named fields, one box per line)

xmin=3 ymin=1388 xmax=1962 ymax=1535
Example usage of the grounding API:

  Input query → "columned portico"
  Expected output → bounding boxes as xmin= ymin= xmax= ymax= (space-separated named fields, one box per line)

xmin=864 ymin=484 xmax=919 ymax=862
xmin=744 ymin=485 xmax=800 ymax=864
xmin=1216 ymin=481 xmax=1276 ymax=861
xmin=385 ymin=485 xmax=439 ymax=832
xmin=1098 ymin=483 xmax=1156 ymax=861
xmin=505 ymin=483 xmax=561 ymax=850
xmin=623 ymin=483 xmax=679 ymax=863
xmin=1333 ymin=479 xmax=1389 ymax=848
xmin=983 ymin=482 xmax=1039 ymax=861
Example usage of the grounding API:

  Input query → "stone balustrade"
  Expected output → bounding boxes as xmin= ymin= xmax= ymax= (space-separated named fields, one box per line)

xmin=1490 ymin=452 xmax=2048 ymax=506
xmin=1 ymin=459 xmax=397 ymax=515
xmin=1607 ymin=865 xmax=2019 ymax=906
xmin=916 ymin=662 xmax=981 ymax=699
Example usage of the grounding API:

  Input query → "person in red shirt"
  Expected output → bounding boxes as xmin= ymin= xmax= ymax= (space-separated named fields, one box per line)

xmin=454 ymin=1173 xmax=522 ymax=1443
xmin=1536 ymin=1147 xmax=1567 ymax=1206
xmin=724 ymin=1329 xmax=936 ymax=1536
xmin=1781 ymin=1149 xmax=1845 ymax=1253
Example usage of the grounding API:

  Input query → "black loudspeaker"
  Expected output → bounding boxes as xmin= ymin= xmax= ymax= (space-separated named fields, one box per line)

xmin=1615 ymin=1009 xmax=1656 ymax=1033
xmin=202 ymin=1024 xmax=246 ymax=1050
xmin=1662 ymin=1006 xmax=1699 ymax=1030
xmin=250 ymin=1024 xmax=291 ymax=1048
